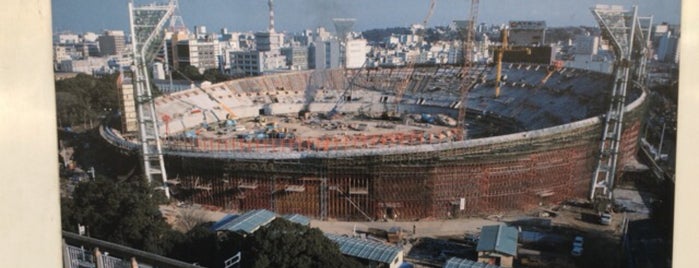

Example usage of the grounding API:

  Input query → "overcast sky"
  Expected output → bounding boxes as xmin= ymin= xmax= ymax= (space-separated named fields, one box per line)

xmin=52 ymin=0 xmax=681 ymax=34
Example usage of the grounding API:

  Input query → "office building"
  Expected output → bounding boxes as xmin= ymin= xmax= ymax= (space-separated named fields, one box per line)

xmin=508 ymin=21 xmax=546 ymax=46
xmin=98 ymin=30 xmax=126 ymax=56
xmin=309 ymin=40 xmax=340 ymax=69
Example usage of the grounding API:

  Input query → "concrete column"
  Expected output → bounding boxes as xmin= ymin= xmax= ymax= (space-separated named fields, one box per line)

xmin=0 ymin=1 xmax=61 ymax=267
xmin=62 ymin=239 xmax=72 ymax=268
xmin=131 ymin=257 xmax=139 ymax=268
xmin=94 ymin=247 xmax=104 ymax=268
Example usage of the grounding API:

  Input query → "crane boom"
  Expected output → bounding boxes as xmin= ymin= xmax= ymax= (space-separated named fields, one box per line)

xmin=423 ymin=0 xmax=436 ymax=27
xmin=392 ymin=0 xmax=437 ymax=116
xmin=492 ymin=28 xmax=530 ymax=98
xmin=454 ymin=0 xmax=479 ymax=140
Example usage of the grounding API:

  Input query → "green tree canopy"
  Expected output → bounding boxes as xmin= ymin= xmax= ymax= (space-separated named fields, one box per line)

xmin=54 ymin=73 xmax=119 ymax=127
xmin=61 ymin=177 xmax=180 ymax=255
xmin=243 ymin=218 xmax=361 ymax=268
xmin=202 ymin=69 xmax=231 ymax=83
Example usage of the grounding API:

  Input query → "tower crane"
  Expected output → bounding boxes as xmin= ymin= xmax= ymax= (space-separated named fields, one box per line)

xmin=491 ymin=28 xmax=530 ymax=98
xmin=454 ymin=0 xmax=479 ymax=140
xmin=391 ymin=0 xmax=436 ymax=117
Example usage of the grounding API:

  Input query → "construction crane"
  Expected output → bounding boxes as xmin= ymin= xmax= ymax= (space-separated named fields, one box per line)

xmin=491 ymin=28 xmax=530 ymax=98
xmin=454 ymin=0 xmax=479 ymax=140
xmin=326 ymin=60 xmax=369 ymax=118
xmin=537 ymin=60 xmax=564 ymax=88
xmin=391 ymin=0 xmax=436 ymax=117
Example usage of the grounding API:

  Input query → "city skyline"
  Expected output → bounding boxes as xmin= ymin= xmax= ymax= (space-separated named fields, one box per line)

xmin=53 ymin=0 xmax=681 ymax=34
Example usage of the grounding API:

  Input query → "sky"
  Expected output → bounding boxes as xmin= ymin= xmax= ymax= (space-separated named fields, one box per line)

xmin=52 ymin=0 xmax=681 ymax=34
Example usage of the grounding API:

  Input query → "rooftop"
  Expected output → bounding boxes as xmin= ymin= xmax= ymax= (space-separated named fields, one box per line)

xmin=282 ymin=213 xmax=311 ymax=226
xmin=212 ymin=209 xmax=276 ymax=234
xmin=476 ymin=225 xmax=519 ymax=256
xmin=444 ymin=257 xmax=501 ymax=268
xmin=326 ymin=233 xmax=402 ymax=264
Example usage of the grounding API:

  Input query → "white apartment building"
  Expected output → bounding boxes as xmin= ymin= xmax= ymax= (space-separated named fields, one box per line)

xmin=345 ymin=39 xmax=368 ymax=68
xmin=152 ymin=62 xmax=166 ymax=80
xmin=173 ymin=38 xmax=221 ymax=73
xmin=58 ymin=33 xmax=80 ymax=44
xmin=58 ymin=57 xmax=111 ymax=74
xmin=229 ymin=50 xmax=264 ymax=76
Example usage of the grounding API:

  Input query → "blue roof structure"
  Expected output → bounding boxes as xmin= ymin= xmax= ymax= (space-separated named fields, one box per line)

xmin=209 ymin=214 xmax=239 ymax=231
xmin=213 ymin=209 xmax=276 ymax=234
xmin=476 ymin=225 xmax=518 ymax=256
xmin=326 ymin=234 xmax=402 ymax=264
xmin=444 ymin=257 xmax=501 ymax=268
xmin=282 ymin=214 xmax=311 ymax=226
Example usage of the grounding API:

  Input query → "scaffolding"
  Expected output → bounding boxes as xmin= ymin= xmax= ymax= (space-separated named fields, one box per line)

xmin=128 ymin=0 xmax=176 ymax=197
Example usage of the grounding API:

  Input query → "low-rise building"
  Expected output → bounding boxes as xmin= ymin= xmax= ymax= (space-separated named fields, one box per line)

xmin=476 ymin=225 xmax=518 ymax=268
xmin=444 ymin=257 xmax=501 ymax=268
xmin=325 ymin=234 xmax=405 ymax=268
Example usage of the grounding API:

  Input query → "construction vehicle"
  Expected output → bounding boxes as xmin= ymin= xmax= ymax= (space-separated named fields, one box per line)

xmin=326 ymin=60 xmax=369 ymax=119
xmin=537 ymin=60 xmax=565 ymax=88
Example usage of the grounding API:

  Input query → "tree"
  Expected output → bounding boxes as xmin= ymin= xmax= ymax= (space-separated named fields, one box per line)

xmin=61 ymin=177 xmax=180 ymax=255
xmin=54 ymin=73 xmax=119 ymax=128
xmin=175 ymin=207 xmax=209 ymax=232
xmin=202 ymin=69 xmax=230 ymax=83
xmin=172 ymin=65 xmax=203 ymax=81
xmin=168 ymin=223 xmax=219 ymax=268
xmin=242 ymin=219 xmax=361 ymax=268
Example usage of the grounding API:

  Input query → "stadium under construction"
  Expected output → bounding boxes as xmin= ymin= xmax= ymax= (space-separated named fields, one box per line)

xmin=104 ymin=2 xmax=651 ymax=221
xmin=104 ymin=61 xmax=647 ymax=220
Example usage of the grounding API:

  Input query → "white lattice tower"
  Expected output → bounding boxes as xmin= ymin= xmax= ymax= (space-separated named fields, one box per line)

xmin=589 ymin=5 xmax=649 ymax=205
xmin=128 ymin=0 xmax=176 ymax=198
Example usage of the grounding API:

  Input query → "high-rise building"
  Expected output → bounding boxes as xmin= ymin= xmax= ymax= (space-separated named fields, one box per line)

xmin=229 ymin=50 xmax=264 ymax=76
xmin=282 ymin=46 xmax=309 ymax=70
xmin=98 ymin=30 xmax=126 ymax=56
xmin=308 ymin=40 xmax=340 ymax=69
xmin=314 ymin=27 xmax=332 ymax=42
xmin=255 ymin=31 xmax=283 ymax=52
xmin=116 ymin=72 xmax=138 ymax=134
xmin=294 ymin=30 xmax=314 ymax=46
xmin=345 ymin=39 xmax=368 ymax=68
xmin=656 ymin=32 xmax=680 ymax=63
xmin=508 ymin=21 xmax=546 ymax=46
xmin=170 ymin=37 xmax=221 ymax=73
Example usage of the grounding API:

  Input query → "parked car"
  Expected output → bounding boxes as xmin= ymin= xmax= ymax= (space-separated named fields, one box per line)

xmin=571 ymin=236 xmax=584 ymax=256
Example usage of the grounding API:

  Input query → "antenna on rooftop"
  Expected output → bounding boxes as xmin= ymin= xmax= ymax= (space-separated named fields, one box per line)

xmin=268 ymin=0 xmax=275 ymax=33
